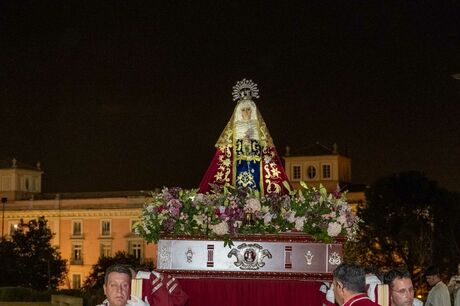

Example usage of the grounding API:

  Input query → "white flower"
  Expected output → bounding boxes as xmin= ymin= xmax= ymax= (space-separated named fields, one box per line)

xmin=294 ymin=216 xmax=306 ymax=231
xmin=210 ymin=221 xmax=229 ymax=236
xmin=193 ymin=193 xmax=205 ymax=204
xmin=285 ymin=211 xmax=296 ymax=223
xmin=193 ymin=214 xmax=206 ymax=226
xmin=158 ymin=213 xmax=168 ymax=222
xmin=263 ymin=213 xmax=273 ymax=225
xmin=245 ymin=198 xmax=261 ymax=212
xmin=337 ymin=215 xmax=347 ymax=225
xmin=298 ymin=194 xmax=305 ymax=203
xmin=142 ymin=224 xmax=151 ymax=234
xmin=346 ymin=227 xmax=352 ymax=237
xmin=327 ymin=222 xmax=342 ymax=237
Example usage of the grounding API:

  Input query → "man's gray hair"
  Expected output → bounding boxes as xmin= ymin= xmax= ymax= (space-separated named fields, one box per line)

xmin=333 ymin=262 xmax=366 ymax=293
xmin=104 ymin=264 xmax=133 ymax=284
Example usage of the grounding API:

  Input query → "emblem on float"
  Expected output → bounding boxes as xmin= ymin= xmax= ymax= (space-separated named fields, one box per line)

xmin=185 ymin=247 xmax=194 ymax=263
xmin=159 ymin=246 xmax=172 ymax=267
xmin=328 ymin=252 xmax=342 ymax=265
xmin=227 ymin=243 xmax=272 ymax=270
xmin=304 ymin=250 xmax=314 ymax=265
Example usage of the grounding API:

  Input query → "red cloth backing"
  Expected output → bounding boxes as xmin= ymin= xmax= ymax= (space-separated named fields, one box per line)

xmin=178 ymin=278 xmax=323 ymax=306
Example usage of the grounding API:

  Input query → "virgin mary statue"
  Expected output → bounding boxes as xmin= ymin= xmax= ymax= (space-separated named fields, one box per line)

xmin=199 ymin=79 xmax=290 ymax=195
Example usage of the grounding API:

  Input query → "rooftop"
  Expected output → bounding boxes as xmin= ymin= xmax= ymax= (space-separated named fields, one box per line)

xmin=284 ymin=142 xmax=349 ymax=157
xmin=0 ymin=158 xmax=41 ymax=171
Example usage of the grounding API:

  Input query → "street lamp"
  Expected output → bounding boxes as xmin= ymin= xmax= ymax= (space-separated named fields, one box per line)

xmin=1 ymin=197 xmax=7 ymax=240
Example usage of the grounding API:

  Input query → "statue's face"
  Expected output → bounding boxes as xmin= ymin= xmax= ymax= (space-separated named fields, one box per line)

xmin=241 ymin=106 xmax=251 ymax=121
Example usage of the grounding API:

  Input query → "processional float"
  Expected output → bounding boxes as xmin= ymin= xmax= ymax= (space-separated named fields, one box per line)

xmin=134 ymin=80 xmax=358 ymax=301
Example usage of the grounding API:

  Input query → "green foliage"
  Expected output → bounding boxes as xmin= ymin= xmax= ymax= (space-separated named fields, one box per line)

xmin=57 ymin=288 xmax=84 ymax=297
xmin=0 ymin=287 xmax=51 ymax=301
xmin=346 ymin=171 xmax=460 ymax=290
xmin=82 ymin=251 xmax=154 ymax=291
xmin=82 ymin=288 xmax=105 ymax=306
xmin=0 ymin=216 xmax=67 ymax=290
xmin=0 ymin=240 xmax=18 ymax=287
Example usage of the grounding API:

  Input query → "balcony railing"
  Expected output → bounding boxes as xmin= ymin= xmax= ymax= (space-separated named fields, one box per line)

xmin=70 ymin=258 xmax=84 ymax=265
xmin=70 ymin=233 xmax=84 ymax=239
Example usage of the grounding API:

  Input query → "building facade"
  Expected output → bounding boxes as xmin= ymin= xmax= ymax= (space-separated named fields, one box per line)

xmin=283 ymin=143 xmax=366 ymax=211
xmin=0 ymin=159 xmax=156 ymax=289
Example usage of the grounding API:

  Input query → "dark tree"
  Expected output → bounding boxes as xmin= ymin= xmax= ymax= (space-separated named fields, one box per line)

xmin=12 ymin=216 xmax=67 ymax=290
xmin=0 ymin=240 xmax=19 ymax=286
xmin=83 ymin=251 xmax=154 ymax=290
xmin=432 ymin=191 xmax=460 ymax=273
xmin=346 ymin=171 xmax=459 ymax=290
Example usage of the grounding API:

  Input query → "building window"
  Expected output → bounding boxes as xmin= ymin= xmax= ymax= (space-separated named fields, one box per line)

xmin=101 ymin=220 xmax=111 ymax=237
xmin=72 ymin=221 xmax=82 ymax=237
xmin=9 ymin=222 xmax=18 ymax=235
xmin=292 ymin=165 xmax=301 ymax=180
xmin=131 ymin=219 xmax=139 ymax=234
xmin=100 ymin=242 xmax=112 ymax=258
xmin=34 ymin=177 xmax=39 ymax=191
xmin=71 ymin=243 xmax=83 ymax=265
xmin=8 ymin=222 xmax=18 ymax=238
xmin=72 ymin=274 xmax=81 ymax=289
xmin=1 ymin=176 xmax=11 ymax=191
xmin=129 ymin=240 xmax=143 ymax=259
xmin=307 ymin=166 xmax=317 ymax=180
xmin=322 ymin=164 xmax=331 ymax=179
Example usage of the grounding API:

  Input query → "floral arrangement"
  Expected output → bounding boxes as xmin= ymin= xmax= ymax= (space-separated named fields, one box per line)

xmin=135 ymin=182 xmax=360 ymax=246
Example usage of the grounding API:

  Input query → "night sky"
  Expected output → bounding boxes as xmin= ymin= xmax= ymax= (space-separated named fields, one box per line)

xmin=1 ymin=2 xmax=459 ymax=193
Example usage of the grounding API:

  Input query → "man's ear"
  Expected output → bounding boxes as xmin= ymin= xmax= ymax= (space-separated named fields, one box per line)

xmin=336 ymin=281 xmax=344 ymax=291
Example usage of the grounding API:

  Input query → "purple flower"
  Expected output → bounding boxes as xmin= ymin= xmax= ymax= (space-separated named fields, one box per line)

xmin=169 ymin=206 xmax=180 ymax=216
xmin=162 ymin=187 xmax=181 ymax=201
xmin=167 ymin=199 xmax=182 ymax=216
xmin=333 ymin=189 xmax=342 ymax=199
xmin=168 ymin=187 xmax=181 ymax=198
xmin=167 ymin=199 xmax=182 ymax=208
xmin=163 ymin=218 xmax=176 ymax=231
